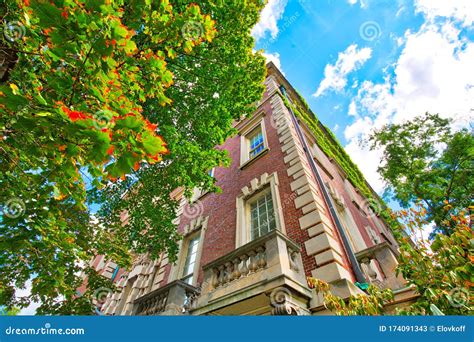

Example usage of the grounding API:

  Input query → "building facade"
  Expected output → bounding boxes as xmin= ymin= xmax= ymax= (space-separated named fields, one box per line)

xmin=99 ymin=63 xmax=415 ymax=316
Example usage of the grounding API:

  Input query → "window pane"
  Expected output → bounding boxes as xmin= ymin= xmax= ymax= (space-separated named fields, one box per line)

xmin=188 ymin=252 xmax=197 ymax=264
xmin=182 ymin=235 xmax=200 ymax=281
xmin=248 ymin=128 xmax=265 ymax=159
xmin=250 ymin=132 xmax=263 ymax=148
xmin=184 ymin=262 xmax=194 ymax=276
xmin=249 ymin=191 xmax=276 ymax=240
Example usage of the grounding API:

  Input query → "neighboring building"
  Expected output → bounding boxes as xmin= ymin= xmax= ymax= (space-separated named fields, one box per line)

xmin=100 ymin=63 xmax=415 ymax=316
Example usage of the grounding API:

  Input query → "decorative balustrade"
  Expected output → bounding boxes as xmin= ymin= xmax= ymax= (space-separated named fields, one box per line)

xmin=210 ymin=243 xmax=267 ymax=290
xmin=135 ymin=290 xmax=168 ymax=315
xmin=355 ymin=241 xmax=405 ymax=290
xmin=133 ymin=280 xmax=199 ymax=316
xmin=192 ymin=229 xmax=311 ymax=315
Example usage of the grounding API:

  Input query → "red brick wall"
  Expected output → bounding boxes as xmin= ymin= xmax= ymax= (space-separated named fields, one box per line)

xmin=173 ymin=91 xmax=347 ymax=284
xmin=163 ymin=77 xmax=396 ymax=288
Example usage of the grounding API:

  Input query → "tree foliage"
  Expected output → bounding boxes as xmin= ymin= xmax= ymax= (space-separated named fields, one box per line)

xmin=368 ymin=113 xmax=473 ymax=235
xmin=307 ymin=277 xmax=394 ymax=315
xmin=393 ymin=204 xmax=473 ymax=315
xmin=1 ymin=0 xmax=265 ymax=314
xmin=92 ymin=0 xmax=266 ymax=263
xmin=309 ymin=204 xmax=473 ymax=316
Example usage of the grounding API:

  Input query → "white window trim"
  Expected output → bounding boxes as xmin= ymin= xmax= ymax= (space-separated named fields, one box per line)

xmin=235 ymin=172 xmax=286 ymax=248
xmin=190 ymin=168 xmax=216 ymax=201
xmin=169 ymin=216 xmax=208 ymax=287
xmin=238 ymin=113 xmax=269 ymax=167
xmin=180 ymin=233 xmax=201 ymax=285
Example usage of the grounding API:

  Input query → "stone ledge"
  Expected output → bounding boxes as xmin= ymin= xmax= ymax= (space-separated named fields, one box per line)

xmin=309 ymin=278 xmax=365 ymax=314
xmin=305 ymin=233 xmax=341 ymax=256
xmin=239 ymin=148 xmax=270 ymax=170
xmin=191 ymin=274 xmax=312 ymax=316
xmin=311 ymin=262 xmax=351 ymax=283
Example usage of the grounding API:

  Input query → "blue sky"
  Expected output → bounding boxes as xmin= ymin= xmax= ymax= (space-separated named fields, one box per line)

xmin=252 ymin=0 xmax=474 ymax=193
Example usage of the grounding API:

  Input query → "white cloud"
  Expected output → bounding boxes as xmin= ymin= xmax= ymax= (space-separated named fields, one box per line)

xmin=345 ymin=139 xmax=386 ymax=193
xmin=347 ymin=0 xmax=368 ymax=9
xmin=415 ymin=0 xmax=474 ymax=27
xmin=262 ymin=51 xmax=284 ymax=75
xmin=314 ymin=44 xmax=372 ymax=97
xmin=344 ymin=21 xmax=474 ymax=193
xmin=251 ymin=0 xmax=288 ymax=41
xmin=348 ymin=101 xmax=357 ymax=116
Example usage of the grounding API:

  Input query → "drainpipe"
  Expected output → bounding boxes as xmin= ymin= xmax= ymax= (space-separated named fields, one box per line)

xmin=279 ymin=85 xmax=367 ymax=284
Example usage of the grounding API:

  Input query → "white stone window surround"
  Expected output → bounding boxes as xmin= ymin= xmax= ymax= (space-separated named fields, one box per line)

xmin=238 ymin=112 xmax=270 ymax=168
xmin=169 ymin=216 xmax=209 ymax=287
xmin=235 ymin=172 xmax=286 ymax=248
xmin=189 ymin=167 xmax=216 ymax=202
xmin=181 ymin=233 xmax=201 ymax=285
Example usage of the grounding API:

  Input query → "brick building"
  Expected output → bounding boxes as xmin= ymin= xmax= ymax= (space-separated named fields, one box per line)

xmin=99 ymin=63 xmax=415 ymax=315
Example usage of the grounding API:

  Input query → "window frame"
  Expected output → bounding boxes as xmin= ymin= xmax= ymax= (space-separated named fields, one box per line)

xmin=169 ymin=216 xmax=209 ymax=287
xmin=235 ymin=172 xmax=286 ymax=248
xmin=178 ymin=230 xmax=202 ymax=285
xmin=247 ymin=187 xmax=277 ymax=240
xmin=190 ymin=168 xmax=216 ymax=202
xmin=238 ymin=113 xmax=269 ymax=168
xmin=247 ymin=126 xmax=265 ymax=160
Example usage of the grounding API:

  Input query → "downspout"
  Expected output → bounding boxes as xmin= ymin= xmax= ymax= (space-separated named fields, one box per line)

xmin=279 ymin=85 xmax=367 ymax=284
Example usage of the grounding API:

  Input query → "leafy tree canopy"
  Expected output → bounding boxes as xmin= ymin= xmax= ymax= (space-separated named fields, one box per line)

xmin=368 ymin=113 xmax=473 ymax=235
xmin=1 ymin=0 xmax=265 ymax=314
xmin=394 ymin=204 xmax=472 ymax=315
xmin=310 ymin=205 xmax=473 ymax=316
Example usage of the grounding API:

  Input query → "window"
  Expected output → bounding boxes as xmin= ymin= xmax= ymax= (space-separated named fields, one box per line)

xmin=182 ymin=235 xmax=200 ymax=285
xmin=248 ymin=127 xmax=265 ymax=159
xmin=238 ymin=115 xmax=269 ymax=167
xmin=249 ymin=189 xmax=276 ymax=240
xmin=235 ymin=172 xmax=285 ymax=247
xmin=190 ymin=168 xmax=215 ymax=201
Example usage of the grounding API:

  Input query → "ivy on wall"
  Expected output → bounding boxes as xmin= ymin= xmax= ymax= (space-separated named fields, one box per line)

xmin=280 ymin=93 xmax=399 ymax=231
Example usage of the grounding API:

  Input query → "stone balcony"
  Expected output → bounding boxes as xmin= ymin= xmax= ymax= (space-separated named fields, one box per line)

xmin=133 ymin=280 xmax=200 ymax=315
xmin=191 ymin=230 xmax=312 ymax=315
xmin=355 ymin=241 xmax=405 ymax=290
